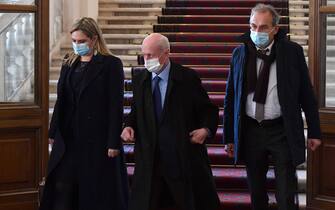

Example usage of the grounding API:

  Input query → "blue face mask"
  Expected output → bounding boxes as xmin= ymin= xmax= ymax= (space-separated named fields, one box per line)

xmin=72 ymin=42 xmax=91 ymax=56
xmin=250 ymin=30 xmax=271 ymax=49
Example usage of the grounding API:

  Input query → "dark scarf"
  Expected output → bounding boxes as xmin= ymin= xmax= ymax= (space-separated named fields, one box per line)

xmin=246 ymin=41 xmax=276 ymax=104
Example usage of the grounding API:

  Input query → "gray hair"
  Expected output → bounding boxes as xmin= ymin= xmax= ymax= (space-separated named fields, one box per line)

xmin=157 ymin=34 xmax=170 ymax=51
xmin=250 ymin=3 xmax=280 ymax=26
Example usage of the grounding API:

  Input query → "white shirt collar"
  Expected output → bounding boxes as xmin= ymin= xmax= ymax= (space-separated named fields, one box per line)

xmin=152 ymin=60 xmax=171 ymax=81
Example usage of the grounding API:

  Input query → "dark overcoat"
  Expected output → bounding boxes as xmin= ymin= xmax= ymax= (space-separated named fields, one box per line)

xmin=40 ymin=54 xmax=129 ymax=210
xmin=223 ymin=29 xmax=321 ymax=166
xmin=125 ymin=62 xmax=220 ymax=210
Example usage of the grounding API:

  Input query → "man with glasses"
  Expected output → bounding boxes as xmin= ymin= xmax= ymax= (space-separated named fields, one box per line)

xmin=223 ymin=4 xmax=321 ymax=210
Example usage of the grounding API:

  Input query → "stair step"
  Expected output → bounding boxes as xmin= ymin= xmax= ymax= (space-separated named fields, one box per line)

xmin=99 ymin=0 xmax=165 ymax=4
xmin=100 ymin=24 xmax=154 ymax=34
xmin=125 ymin=164 xmax=306 ymax=191
xmin=289 ymin=1 xmax=310 ymax=6
xmin=100 ymin=24 xmax=153 ymax=29
xmin=103 ymin=34 xmax=147 ymax=39
xmin=126 ymin=165 xmax=275 ymax=190
xmin=163 ymin=7 xmax=288 ymax=16
xmin=99 ymin=7 xmax=161 ymax=13
xmin=50 ymin=67 xmax=61 ymax=80
xmin=165 ymin=0 xmax=288 ymax=8
xmin=154 ymin=24 xmax=288 ymax=33
xmin=158 ymin=15 xmax=289 ymax=24
xmin=171 ymin=42 xmax=238 ymax=54
xmin=98 ymin=16 xmax=157 ymax=25
xmin=169 ymin=54 xmax=231 ymax=66
xmin=289 ymin=8 xmax=309 ymax=13
xmin=163 ymin=32 xmax=242 ymax=43
xmin=103 ymin=34 xmax=146 ymax=45
xmin=99 ymin=16 xmax=157 ymax=21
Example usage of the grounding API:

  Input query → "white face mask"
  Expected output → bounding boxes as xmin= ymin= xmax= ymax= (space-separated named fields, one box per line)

xmin=144 ymin=58 xmax=162 ymax=73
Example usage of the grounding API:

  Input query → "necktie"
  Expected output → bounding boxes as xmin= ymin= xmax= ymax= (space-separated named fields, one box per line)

xmin=255 ymin=49 xmax=268 ymax=122
xmin=152 ymin=76 xmax=162 ymax=121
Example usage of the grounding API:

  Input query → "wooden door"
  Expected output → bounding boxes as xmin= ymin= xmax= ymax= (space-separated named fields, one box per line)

xmin=308 ymin=0 xmax=335 ymax=209
xmin=0 ymin=1 xmax=49 ymax=209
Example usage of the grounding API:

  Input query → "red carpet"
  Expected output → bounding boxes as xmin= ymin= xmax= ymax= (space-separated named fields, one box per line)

xmin=158 ymin=15 xmax=288 ymax=24
xmin=125 ymin=0 xmax=290 ymax=209
xmin=165 ymin=0 xmax=288 ymax=8
xmin=154 ymin=24 xmax=288 ymax=33
xmin=163 ymin=7 xmax=288 ymax=16
xmin=170 ymin=43 xmax=238 ymax=54
xmin=125 ymin=164 xmax=276 ymax=190
xmin=163 ymin=33 xmax=243 ymax=43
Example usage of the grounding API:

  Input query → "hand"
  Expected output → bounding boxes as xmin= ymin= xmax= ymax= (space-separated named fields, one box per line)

xmin=107 ymin=149 xmax=120 ymax=158
xmin=190 ymin=128 xmax=209 ymax=144
xmin=121 ymin=127 xmax=135 ymax=142
xmin=226 ymin=143 xmax=234 ymax=158
xmin=49 ymin=138 xmax=54 ymax=146
xmin=307 ymin=138 xmax=321 ymax=151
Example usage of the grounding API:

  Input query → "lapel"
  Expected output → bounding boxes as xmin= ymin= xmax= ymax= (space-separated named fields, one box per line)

xmin=65 ymin=57 xmax=80 ymax=104
xmin=160 ymin=62 xmax=183 ymax=124
xmin=77 ymin=53 xmax=105 ymax=101
xmin=139 ymin=70 xmax=158 ymax=144
xmin=275 ymin=40 xmax=285 ymax=107
xmin=241 ymin=44 xmax=249 ymax=108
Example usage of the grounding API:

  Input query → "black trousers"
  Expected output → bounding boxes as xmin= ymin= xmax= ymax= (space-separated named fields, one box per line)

xmin=149 ymin=163 xmax=195 ymax=210
xmin=243 ymin=116 xmax=298 ymax=210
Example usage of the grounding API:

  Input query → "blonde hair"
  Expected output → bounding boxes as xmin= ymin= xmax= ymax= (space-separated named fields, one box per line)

xmin=64 ymin=17 xmax=112 ymax=66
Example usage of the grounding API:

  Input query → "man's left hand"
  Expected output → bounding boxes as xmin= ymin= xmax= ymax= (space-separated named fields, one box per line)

xmin=307 ymin=139 xmax=321 ymax=151
xmin=190 ymin=128 xmax=209 ymax=144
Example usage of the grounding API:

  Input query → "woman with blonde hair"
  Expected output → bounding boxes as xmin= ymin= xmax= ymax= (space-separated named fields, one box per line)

xmin=40 ymin=17 xmax=128 ymax=210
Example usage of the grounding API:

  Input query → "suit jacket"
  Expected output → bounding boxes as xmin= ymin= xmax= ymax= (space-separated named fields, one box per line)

xmin=223 ymin=29 xmax=321 ymax=166
xmin=40 ymin=54 xmax=128 ymax=210
xmin=125 ymin=62 xmax=220 ymax=210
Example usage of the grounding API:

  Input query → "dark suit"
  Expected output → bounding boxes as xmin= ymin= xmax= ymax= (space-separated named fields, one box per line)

xmin=40 ymin=54 xmax=129 ymax=210
xmin=223 ymin=29 xmax=321 ymax=210
xmin=125 ymin=62 xmax=220 ymax=210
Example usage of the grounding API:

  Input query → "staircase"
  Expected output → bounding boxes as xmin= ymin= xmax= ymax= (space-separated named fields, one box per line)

xmin=48 ymin=0 xmax=311 ymax=209
xmin=128 ymin=0 xmax=306 ymax=209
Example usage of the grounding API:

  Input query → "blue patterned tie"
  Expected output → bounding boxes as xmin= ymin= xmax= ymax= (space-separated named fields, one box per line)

xmin=152 ymin=76 xmax=162 ymax=121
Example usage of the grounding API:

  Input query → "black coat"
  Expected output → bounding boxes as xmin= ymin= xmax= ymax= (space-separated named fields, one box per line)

xmin=125 ymin=62 xmax=220 ymax=210
xmin=223 ymin=29 xmax=321 ymax=166
xmin=40 ymin=54 xmax=129 ymax=210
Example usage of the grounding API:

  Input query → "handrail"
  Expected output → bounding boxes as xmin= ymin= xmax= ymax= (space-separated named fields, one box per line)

xmin=0 ymin=12 xmax=34 ymax=101
xmin=0 ymin=13 xmax=21 ymax=34
xmin=7 ymin=70 xmax=33 ymax=101
xmin=0 ymin=0 xmax=35 ymax=34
